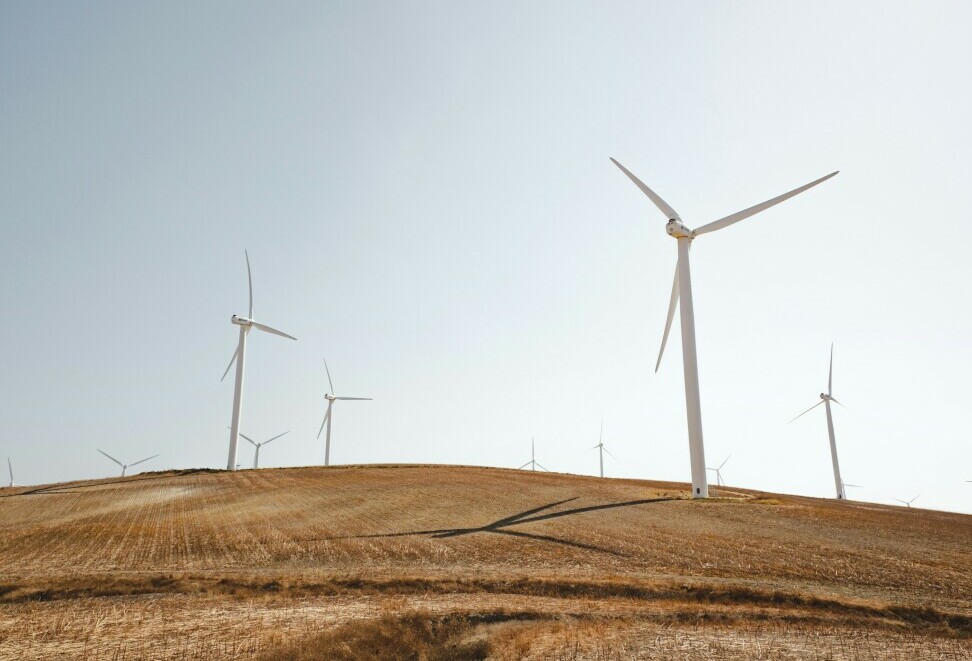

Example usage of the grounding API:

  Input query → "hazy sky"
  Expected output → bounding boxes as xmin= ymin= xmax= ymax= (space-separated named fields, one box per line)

xmin=2 ymin=1 xmax=971 ymax=513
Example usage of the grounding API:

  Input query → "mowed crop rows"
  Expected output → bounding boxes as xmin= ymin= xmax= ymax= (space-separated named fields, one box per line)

xmin=0 ymin=465 xmax=970 ymax=659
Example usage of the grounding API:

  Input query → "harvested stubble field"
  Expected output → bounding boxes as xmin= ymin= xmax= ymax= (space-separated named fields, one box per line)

xmin=0 ymin=465 xmax=969 ymax=660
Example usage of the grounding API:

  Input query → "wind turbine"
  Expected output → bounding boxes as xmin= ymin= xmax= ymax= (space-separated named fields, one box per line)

xmin=97 ymin=450 xmax=158 ymax=478
xmin=7 ymin=458 xmax=14 ymax=487
xmin=590 ymin=419 xmax=616 ymax=478
xmin=791 ymin=344 xmax=847 ymax=500
xmin=228 ymin=428 xmax=289 ymax=469
xmin=518 ymin=437 xmax=549 ymax=472
xmin=317 ymin=357 xmax=372 ymax=466
xmin=221 ymin=250 xmax=297 ymax=472
xmin=611 ymin=159 xmax=837 ymax=498
xmin=706 ymin=455 xmax=730 ymax=487
xmin=894 ymin=495 xmax=919 ymax=508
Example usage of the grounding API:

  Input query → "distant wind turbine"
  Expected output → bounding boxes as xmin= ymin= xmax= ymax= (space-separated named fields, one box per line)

xmin=97 ymin=450 xmax=158 ymax=478
xmin=612 ymin=158 xmax=837 ymax=498
xmin=791 ymin=344 xmax=848 ymax=500
xmin=706 ymin=455 xmax=731 ymax=487
xmin=894 ymin=495 xmax=920 ymax=508
xmin=228 ymin=428 xmax=289 ymax=469
xmin=7 ymin=458 xmax=14 ymax=487
xmin=518 ymin=438 xmax=549 ymax=472
xmin=590 ymin=419 xmax=616 ymax=478
xmin=317 ymin=357 xmax=372 ymax=466
xmin=221 ymin=250 xmax=297 ymax=472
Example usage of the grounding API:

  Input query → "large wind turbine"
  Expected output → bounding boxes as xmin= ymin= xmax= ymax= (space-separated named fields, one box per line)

xmin=221 ymin=251 xmax=297 ymax=471
xmin=707 ymin=455 xmax=731 ymax=487
xmin=590 ymin=420 xmax=616 ymax=478
xmin=240 ymin=430 xmax=289 ymax=469
xmin=97 ymin=450 xmax=158 ymax=478
xmin=611 ymin=159 xmax=837 ymax=498
xmin=317 ymin=357 xmax=372 ymax=466
xmin=7 ymin=458 xmax=13 ymax=487
xmin=791 ymin=344 xmax=847 ymax=500
xmin=518 ymin=437 xmax=549 ymax=472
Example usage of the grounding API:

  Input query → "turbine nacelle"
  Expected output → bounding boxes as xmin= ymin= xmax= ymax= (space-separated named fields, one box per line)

xmin=665 ymin=219 xmax=693 ymax=239
xmin=820 ymin=393 xmax=830 ymax=400
xmin=231 ymin=315 xmax=253 ymax=327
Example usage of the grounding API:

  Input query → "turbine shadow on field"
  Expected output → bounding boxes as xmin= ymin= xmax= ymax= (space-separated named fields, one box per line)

xmin=328 ymin=496 xmax=680 ymax=556
xmin=0 ymin=469 xmax=212 ymax=498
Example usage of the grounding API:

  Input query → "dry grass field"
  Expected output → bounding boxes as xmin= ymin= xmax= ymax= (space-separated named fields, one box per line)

xmin=0 ymin=464 xmax=969 ymax=659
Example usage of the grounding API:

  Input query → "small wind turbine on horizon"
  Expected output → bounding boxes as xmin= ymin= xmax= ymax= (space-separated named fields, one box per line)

xmin=518 ymin=438 xmax=549 ymax=472
xmin=611 ymin=158 xmax=837 ymax=498
xmin=591 ymin=419 xmax=616 ymax=478
xmin=227 ymin=427 xmax=289 ymax=469
xmin=221 ymin=250 xmax=297 ymax=472
xmin=894 ymin=495 xmax=920 ymax=508
xmin=706 ymin=455 xmax=730 ymax=487
xmin=791 ymin=344 xmax=848 ymax=500
xmin=7 ymin=458 xmax=14 ymax=487
xmin=97 ymin=450 xmax=158 ymax=478
xmin=317 ymin=357 xmax=372 ymax=467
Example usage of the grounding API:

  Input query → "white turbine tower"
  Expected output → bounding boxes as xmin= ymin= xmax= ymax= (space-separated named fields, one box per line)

xmin=791 ymin=344 xmax=847 ymax=500
xmin=228 ymin=428 xmax=290 ymax=469
xmin=894 ymin=495 xmax=919 ymax=508
xmin=221 ymin=251 xmax=297 ymax=472
xmin=707 ymin=455 xmax=731 ymax=487
xmin=317 ymin=357 xmax=372 ymax=467
xmin=240 ymin=431 xmax=289 ymax=469
xmin=611 ymin=158 xmax=837 ymax=498
xmin=590 ymin=419 xmax=616 ymax=478
xmin=97 ymin=450 xmax=158 ymax=478
xmin=518 ymin=437 xmax=549 ymax=472
xmin=7 ymin=458 xmax=14 ymax=487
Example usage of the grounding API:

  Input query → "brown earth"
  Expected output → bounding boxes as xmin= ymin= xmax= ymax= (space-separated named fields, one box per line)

xmin=0 ymin=464 xmax=969 ymax=659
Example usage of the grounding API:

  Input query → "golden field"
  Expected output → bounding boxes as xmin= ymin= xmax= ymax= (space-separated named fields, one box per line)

xmin=0 ymin=465 xmax=969 ymax=659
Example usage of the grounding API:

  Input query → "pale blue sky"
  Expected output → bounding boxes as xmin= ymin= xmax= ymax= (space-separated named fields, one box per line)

xmin=2 ymin=2 xmax=971 ymax=513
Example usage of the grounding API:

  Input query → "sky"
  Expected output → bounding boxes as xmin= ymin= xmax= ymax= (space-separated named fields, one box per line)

xmin=2 ymin=1 xmax=971 ymax=514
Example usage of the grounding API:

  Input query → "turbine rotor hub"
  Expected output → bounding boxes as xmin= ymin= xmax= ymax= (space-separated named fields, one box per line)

xmin=666 ymin=219 xmax=693 ymax=239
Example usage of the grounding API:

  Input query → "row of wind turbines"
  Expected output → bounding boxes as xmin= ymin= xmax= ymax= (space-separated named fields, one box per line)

xmin=9 ymin=159 xmax=967 ymax=507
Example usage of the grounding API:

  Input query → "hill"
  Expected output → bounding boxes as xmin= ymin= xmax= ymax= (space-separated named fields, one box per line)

xmin=0 ymin=465 xmax=969 ymax=659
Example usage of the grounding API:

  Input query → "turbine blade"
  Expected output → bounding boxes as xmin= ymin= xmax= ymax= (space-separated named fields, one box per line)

xmin=693 ymin=171 xmax=838 ymax=236
xmin=599 ymin=418 xmax=603 ymax=445
xmin=830 ymin=397 xmax=847 ymax=409
xmin=239 ymin=432 xmax=258 ymax=447
xmin=655 ymin=260 xmax=680 ymax=372
xmin=843 ymin=483 xmax=863 ymax=488
xmin=251 ymin=321 xmax=297 ymax=341
xmin=603 ymin=447 xmax=618 ymax=460
xmin=316 ymin=406 xmax=331 ymax=439
xmin=335 ymin=397 xmax=373 ymax=401
xmin=719 ymin=454 xmax=731 ymax=470
xmin=263 ymin=431 xmax=289 ymax=446
xmin=609 ymin=158 xmax=681 ymax=221
xmin=220 ymin=346 xmax=239 ymax=382
xmin=323 ymin=357 xmax=335 ymax=393
xmin=97 ymin=449 xmax=124 ymax=468
xmin=245 ymin=249 xmax=253 ymax=319
xmin=128 ymin=454 xmax=158 ymax=467
xmin=517 ymin=461 xmax=532 ymax=469
xmin=534 ymin=462 xmax=550 ymax=472
xmin=789 ymin=400 xmax=824 ymax=423
xmin=828 ymin=343 xmax=834 ymax=395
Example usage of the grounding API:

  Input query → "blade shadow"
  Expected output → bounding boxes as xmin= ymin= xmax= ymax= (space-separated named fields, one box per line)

xmin=321 ymin=496 xmax=680 ymax=557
